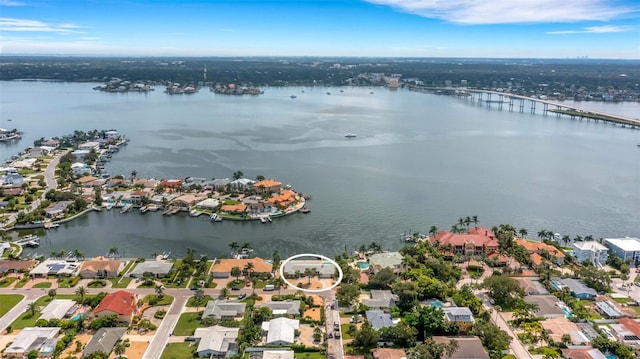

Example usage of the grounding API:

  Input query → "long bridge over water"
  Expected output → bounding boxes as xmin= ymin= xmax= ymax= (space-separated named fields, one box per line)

xmin=416 ymin=87 xmax=640 ymax=129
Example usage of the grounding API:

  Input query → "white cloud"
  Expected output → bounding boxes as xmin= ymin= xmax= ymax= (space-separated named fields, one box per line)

xmin=0 ymin=0 xmax=26 ymax=6
xmin=546 ymin=25 xmax=638 ymax=34
xmin=364 ymin=0 xmax=635 ymax=24
xmin=0 ymin=17 xmax=81 ymax=33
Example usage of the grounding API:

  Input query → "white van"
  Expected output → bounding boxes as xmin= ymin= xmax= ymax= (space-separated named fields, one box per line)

xmin=264 ymin=284 xmax=275 ymax=291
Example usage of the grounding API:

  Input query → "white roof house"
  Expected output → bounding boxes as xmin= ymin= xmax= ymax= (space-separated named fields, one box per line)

xmin=368 ymin=252 xmax=404 ymax=273
xmin=30 ymin=260 xmax=81 ymax=278
xmin=40 ymin=299 xmax=77 ymax=320
xmin=262 ymin=317 xmax=300 ymax=345
xmin=604 ymin=237 xmax=640 ymax=263
xmin=129 ymin=260 xmax=174 ymax=278
xmin=5 ymin=327 xmax=60 ymax=358
xmin=260 ymin=301 xmax=301 ymax=316
xmin=203 ymin=300 xmax=246 ymax=320
xmin=194 ymin=326 xmax=240 ymax=358
xmin=196 ymin=198 xmax=220 ymax=209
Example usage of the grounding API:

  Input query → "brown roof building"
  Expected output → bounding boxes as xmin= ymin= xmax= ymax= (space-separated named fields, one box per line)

xmin=210 ymin=258 xmax=273 ymax=278
xmin=79 ymin=257 xmax=123 ymax=279
xmin=429 ymin=227 xmax=499 ymax=256
xmin=372 ymin=349 xmax=407 ymax=359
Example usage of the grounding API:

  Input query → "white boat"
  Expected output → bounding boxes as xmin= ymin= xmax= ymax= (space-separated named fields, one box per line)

xmin=267 ymin=216 xmax=272 ymax=222
xmin=345 ymin=133 xmax=357 ymax=138
xmin=211 ymin=213 xmax=223 ymax=222
xmin=161 ymin=251 xmax=171 ymax=260
xmin=120 ymin=203 xmax=133 ymax=213
xmin=189 ymin=209 xmax=203 ymax=217
xmin=105 ymin=203 xmax=114 ymax=210
xmin=139 ymin=206 xmax=149 ymax=214
xmin=260 ymin=217 xmax=267 ymax=223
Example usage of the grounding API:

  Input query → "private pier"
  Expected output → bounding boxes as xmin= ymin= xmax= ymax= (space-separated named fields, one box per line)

xmin=420 ymin=87 xmax=640 ymax=129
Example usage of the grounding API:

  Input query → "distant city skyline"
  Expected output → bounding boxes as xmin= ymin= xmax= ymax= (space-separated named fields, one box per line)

xmin=0 ymin=0 xmax=639 ymax=59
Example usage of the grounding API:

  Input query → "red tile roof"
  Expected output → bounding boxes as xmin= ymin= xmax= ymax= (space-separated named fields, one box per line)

xmin=531 ymin=253 xmax=544 ymax=266
xmin=93 ymin=290 xmax=136 ymax=316
xmin=159 ymin=179 xmax=183 ymax=187
xmin=619 ymin=318 xmax=640 ymax=338
xmin=429 ymin=229 xmax=497 ymax=248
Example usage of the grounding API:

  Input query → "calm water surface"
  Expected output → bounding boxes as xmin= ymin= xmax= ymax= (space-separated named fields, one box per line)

xmin=1 ymin=81 xmax=639 ymax=258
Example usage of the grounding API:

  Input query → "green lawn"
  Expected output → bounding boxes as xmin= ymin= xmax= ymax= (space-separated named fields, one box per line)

xmin=14 ymin=276 xmax=29 ymax=288
xmin=160 ymin=343 xmax=195 ymax=359
xmin=57 ymin=277 xmax=80 ymax=288
xmin=341 ymin=323 xmax=354 ymax=339
xmin=173 ymin=312 xmax=202 ymax=336
xmin=0 ymin=294 xmax=24 ymax=317
xmin=143 ymin=294 xmax=174 ymax=306
xmin=11 ymin=311 xmax=42 ymax=329
xmin=0 ymin=277 xmax=18 ymax=288
xmin=110 ymin=277 xmax=133 ymax=288
xmin=613 ymin=297 xmax=634 ymax=303
xmin=187 ymin=295 xmax=213 ymax=307
xmin=33 ymin=282 xmax=52 ymax=288
xmin=294 ymin=352 xmax=325 ymax=359
xmin=119 ymin=260 xmax=138 ymax=276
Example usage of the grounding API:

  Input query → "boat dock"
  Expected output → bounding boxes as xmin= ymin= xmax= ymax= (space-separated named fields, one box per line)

xmin=15 ymin=234 xmax=40 ymax=247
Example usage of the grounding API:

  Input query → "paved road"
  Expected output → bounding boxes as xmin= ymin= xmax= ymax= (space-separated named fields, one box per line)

xmin=479 ymin=293 xmax=533 ymax=359
xmin=0 ymin=291 xmax=41 ymax=333
xmin=142 ymin=292 xmax=189 ymax=359
xmin=319 ymin=289 xmax=344 ymax=359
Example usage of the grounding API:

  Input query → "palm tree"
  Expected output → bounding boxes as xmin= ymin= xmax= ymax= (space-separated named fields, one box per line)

xmin=304 ymin=267 xmax=316 ymax=285
xmin=368 ymin=242 xmax=382 ymax=253
xmin=457 ymin=217 xmax=465 ymax=230
xmin=232 ymin=170 xmax=244 ymax=180
xmin=155 ymin=284 xmax=165 ymax=299
xmin=229 ymin=241 xmax=240 ymax=256
xmin=584 ymin=235 xmax=594 ymax=241
xmin=75 ymin=286 xmax=86 ymax=304
xmin=538 ymin=230 xmax=547 ymax=240
xmin=219 ymin=287 xmax=229 ymax=300
xmin=464 ymin=216 xmax=471 ymax=231
xmin=47 ymin=289 xmax=57 ymax=300
xmin=472 ymin=215 xmax=478 ymax=229
xmin=113 ymin=339 xmax=130 ymax=358
xmin=130 ymin=170 xmax=137 ymax=184
xmin=274 ymin=277 xmax=286 ymax=295
xmin=519 ymin=228 xmax=527 ymax=239
xmin=72 ymin=249 xmax=84 ymax=260
xmin=240 ymin=242 xmax=253 ymax=255
xmin=562 ymin=235 xmax=571 ymax=246
xmin=108 ymin=247 xmax=119 ymax=258
xmin=231 ymin=267 xmax=242 ymax=282
xmin=26 ymin=302 xmax=38 ymax=317
xmin=429 ymin=225 xmax=438 ymax=237
xmin=194 ymin=289 xmax=205 ymax=312
xmin=244 ymin=262 xmax=255 ymax=277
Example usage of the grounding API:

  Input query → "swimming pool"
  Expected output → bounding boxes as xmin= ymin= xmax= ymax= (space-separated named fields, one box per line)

xmin=426 ymin=300 xmax=445 ymax=307
xmin=358 ymin=262 xmax=369 ymax=270
xmin=562 ymin=306 xmax=573 ymax=318
xmin=71 ymin=313 xmax=83 ymax=321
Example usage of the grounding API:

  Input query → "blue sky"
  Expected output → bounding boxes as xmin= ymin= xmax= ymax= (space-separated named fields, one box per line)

xmin=1 ymin=0 xmax=639 ymax=58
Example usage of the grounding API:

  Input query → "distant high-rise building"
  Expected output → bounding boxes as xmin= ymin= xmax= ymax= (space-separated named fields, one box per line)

xmin=203 ymin=66 xmax=207 ymax=82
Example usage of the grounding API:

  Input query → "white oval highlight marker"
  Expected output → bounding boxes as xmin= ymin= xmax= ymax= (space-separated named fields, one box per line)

xmin=279 ymin=253 xmax=343 ymax=293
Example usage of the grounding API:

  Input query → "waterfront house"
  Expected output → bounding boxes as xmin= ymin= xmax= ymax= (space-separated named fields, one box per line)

xmin=150 ymin=193 xmax=177 ymax=206
xmin=603 ymin=237 xmax=640 ymax=264
xmin=29 ymin=146 xmax=55 ymax=158
xmin=259 ymin=301 xmax=301 ymax=316
xmin=220 ymin=203 xmax=247 ymax=214
xmin=44 ymin=200 xmax=74 ymax=218
xmin=75 ymin=175 xmax=99 ymax=187
xmin=1 ymin=172 xmax=24 ymax=187
xmin=368 ymin=252 xmax=404 ymax=274
xmin=230 ymin=178 xmax=255 ymax=191
xmin=79 ymin=257 xmax=123 ymax=279
xmin=372 ymin=348 xmax=407 ymax=359
xmin=573 ymin=241 xmax=608 ymax=266
xmin=106 ymin=178 xmax=128 ymax=188
xmin=41 ymin=139 xmax=60 ymax=148
xmin=82 ymin=327 xmax=127 ymax=358
xmin=203 ymin=300 xmax=247 ymax=320
xmin=0 ymin=259 xmax=36 ymax=274
xmin=365 ymin=310 xmax=396 ymax=330
xmin=40 ymin=299 xmax=77 ymax=321
xmin=30 ymin=259 xmax=81 ymax=278
xmin=268 ymin=189 xmax=298 ymax=208
xmin=92 ymin=290 xmax=136 ymax=323
xmin=129 ymin=190 xmax=148 ymax=204
xmin=253 ymin=179 xmax=282 ymax=194
xmin=133 ymin=178 xmax=160 ymax=188
xmin=5 ymin=327 xmax=60 ymax=359
xmin=262 ymin=317 xmax=300 ymax=345
xmin=71 ymin=162 xmax=91 ymax=176
xmin=71 ymin=149 xmax=91 ymax=160
xmin=443 ymin=307 xmax=475 ymax=333
xmin=523 ymin=295 xmax=564 ymax=319
xmin=210 ymin=258 xmax=273 ymax=278
xmin=259 ymin=350 xmax=295 ymax=359
xmin=515 ymin=239 xmax=565 ymax=265
xmin=282 ymin=259 xmax=335 ymax=279
xmin=11 ymin=158 xmax=37 ymax=169
xmin=104 ymin=130 xmax=119 ymax=139
xmin=249 ymin=202 xmax=274 ymax=214
xmin=211 ymin=178 xmax=232 ymax=190
xmin=196 ymin=198 xmax=220 ymax=210
xmin=428 ymin=228 xmax=499 ymax=256
xmin=362 ymin=290 xmax=396 ymax=308
xmin=129 ymin=260 xmax=174 ymax=278
xmin=159 ymin=179 xmax=183 ymax=188
xmin=79 ymin=141 xmax=100 ymax=151
xmin=172 ymin=194 xmax=206 ymax=209
xmin=193 ymin=326 xmax=240 ymax=358
xmin=433 ymin=336 xmax=490 ymax=359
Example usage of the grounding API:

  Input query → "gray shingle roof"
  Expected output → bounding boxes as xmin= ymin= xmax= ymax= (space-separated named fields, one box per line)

xmin=203 ymin=300 xmax=246 ymax=319
xmin=83 ymin=327 xmax=126 ymax=357
xmin=365 ymin=310 xmax=395 ymax=330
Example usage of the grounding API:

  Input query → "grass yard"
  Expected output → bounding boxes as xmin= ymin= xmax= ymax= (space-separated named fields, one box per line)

xmin=14 ymin=276 xmax=29 ymax=288
xmin=173 ymin=312 xmax=202 ymax=336
xmin=294 ymin=352 xmax=325 ymax=359
xmin=187 ymin=295 xmax=213 ymax=307
xmin=11 ymin=311 xmax=41 ymax=329
xmin=57 ymin=277 xmax=80 ymax=288
xmin=0 ymin=277 xmax=18 ymax=288
xmin=0 ymin=294 xmax=23 ymax=317
xmin=110 ymin=277 xmax=133 ymax=288
xmin=143 ymin=294 xmax=174 ymax=306
xmin=160 ymin=343 xmax=195 ymax=359
xmin=341 ymin=323 xmax=354 ymax=339
xmin=613 ymin=297 xmax=634 ymax=304
xmin=33 ymin=282 xmax=52 ymax=288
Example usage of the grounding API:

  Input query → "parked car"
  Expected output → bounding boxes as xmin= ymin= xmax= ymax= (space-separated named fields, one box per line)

xmin=238 ymin=293 xmax=247 ymax=299
xmin=232 ymin=286 xmax=240 ymax=290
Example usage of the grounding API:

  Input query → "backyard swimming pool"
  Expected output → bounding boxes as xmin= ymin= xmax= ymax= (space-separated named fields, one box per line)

xmin=358 ymin=262 xmax=369 ymax=270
